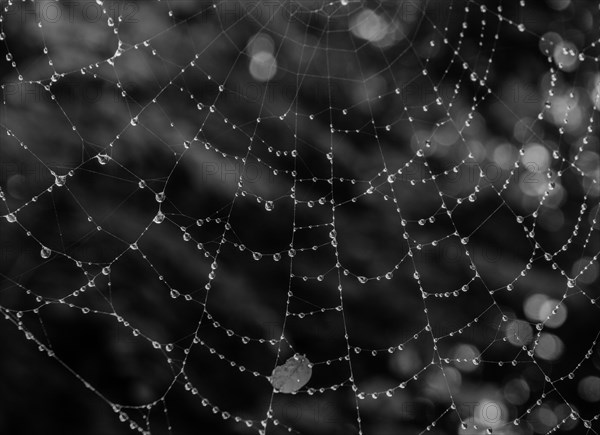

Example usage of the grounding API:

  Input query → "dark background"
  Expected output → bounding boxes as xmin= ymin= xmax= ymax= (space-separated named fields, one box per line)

xmin=0 ymin=1 xmax=599 ymax=434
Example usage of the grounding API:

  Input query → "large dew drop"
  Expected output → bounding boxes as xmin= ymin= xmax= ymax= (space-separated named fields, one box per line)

xmin=269 ymin=354 xmax=312 ymax=393
xmin=96 ymin=154 xmax=110 ymax=165
xmin=153 ymin=211 xmax=165 ymax=224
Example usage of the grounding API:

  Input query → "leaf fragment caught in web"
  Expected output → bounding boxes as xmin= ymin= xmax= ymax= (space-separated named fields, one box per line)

xmin=269 ymin=354 xmax=312 ymax=393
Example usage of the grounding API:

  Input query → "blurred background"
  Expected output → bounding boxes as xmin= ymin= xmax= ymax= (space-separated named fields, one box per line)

xmin=0 ymin=0 xmax=599 ymax=434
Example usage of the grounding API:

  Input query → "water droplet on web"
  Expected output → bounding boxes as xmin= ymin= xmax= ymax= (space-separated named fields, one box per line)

xmin=340 ymin=0 xmax=349 ymax=5
xmin=54 ymin=175 xmax=66 ymax=187
xmin=265 ymin=201 xmax=274 ymax=211
xmin=96 ymin=154 xmax=110 ymax=165
xmin=5 ymin=213 xmax=16 ymax=223
xmin=40 ymin=246 xmax=51 ymax=259
xmin=153 ymin=211 xmax=165 ymax=224
xmin=155 ymin=192 xmax=166 ymax=203
xmin=517 ymin=23 xmax=525 ymax=32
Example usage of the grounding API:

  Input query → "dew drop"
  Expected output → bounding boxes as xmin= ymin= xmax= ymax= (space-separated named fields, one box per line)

xmin=40 ymin=246 xmax=51 ymax=259
xmin=96 ymin=153 xmax=110 ymax=165
xmin=153 ymin=211 xmax=165 ymax=224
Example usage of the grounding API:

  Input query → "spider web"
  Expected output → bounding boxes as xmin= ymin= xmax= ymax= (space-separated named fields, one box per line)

xmin=1 ymin=0 xmax=599 ymax=434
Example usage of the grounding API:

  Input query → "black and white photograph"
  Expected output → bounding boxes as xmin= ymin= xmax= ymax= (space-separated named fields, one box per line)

xmin=0 ymin=0 xmax=599 ymax=434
